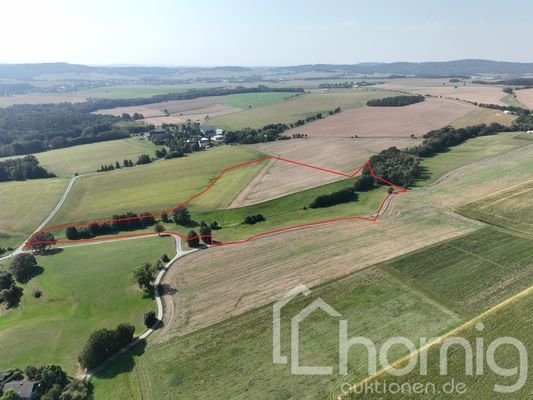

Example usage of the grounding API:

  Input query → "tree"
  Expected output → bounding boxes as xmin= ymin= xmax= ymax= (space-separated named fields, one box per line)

xmin=115 ymin=161 xmax=121 ymax=169
xmin=10 ymin=253 xmax=37 ymax=282
xmin=133 ymin=262 xmax=156 ymax=293
xmin=199 ymin=225 xmax=212 ymax=245
xmin=187 ymin=230 xmax=200 ymax=248
xmin=59 ymin=379 xmax=91 ymax=400
xmin=0 ymin=389 xmax=21 ymax=400
xmin=0 ymin=270 xmax=14 ymax=290
xmin=172 ymin=207 xmax=191 ymax=226
xmin=309 ymin=188 xmax=357 ymax=209
xmin=78 ymin=324 xmax=135 ymax=370
xmin=353 ymin=175 xmax=375 ymax=191
xmin=65 ymin=226 xmax=79 ymax=240
xmin=161 ymin=212 xmax=169 ymax=223
xmin=154 ymin=223 xmax=165 ymax=236
xmin=160 ymin=253 xmax=170 ymax=263
xmin=41 ymin=385 xmax=62 ymax=400
xmin=40 ymin=364 xmax=68 ymax=392
xmin=28 ymin=231 xmax=56 ymax=254
xmin=144 ymin=310 xmax=157 ymax=328
xmin=0 ymin=285 xmax=23 ymax=308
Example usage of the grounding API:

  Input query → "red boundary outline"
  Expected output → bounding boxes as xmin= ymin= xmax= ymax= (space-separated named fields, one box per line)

xmin=25 ymin=156 xmax=406 ymax=248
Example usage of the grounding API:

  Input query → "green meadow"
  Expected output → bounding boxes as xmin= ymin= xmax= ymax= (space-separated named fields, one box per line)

xmin=418 ymin=133 xmax=532 ymax=185
xmin=0 ymin=236 xmax=175 ymax=373
xmin=47 ymin=146 xmax=265 ymax=226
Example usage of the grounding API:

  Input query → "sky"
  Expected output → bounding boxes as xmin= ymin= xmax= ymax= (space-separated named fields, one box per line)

xmin=2 ymin=0 xmax=533 ymax=66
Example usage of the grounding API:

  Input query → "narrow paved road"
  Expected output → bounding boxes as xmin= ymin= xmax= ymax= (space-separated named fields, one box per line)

xmin=0 ymin=175 xmax=79 ymax=262
xmin=85 ymin=234 xmax=193 ymax=377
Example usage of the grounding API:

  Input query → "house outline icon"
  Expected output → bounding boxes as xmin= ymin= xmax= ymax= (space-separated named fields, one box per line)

xmin=272 ymin=285 xmax=343 ymax=375
xmin=291 ymin=297 xmax=342 ymax=375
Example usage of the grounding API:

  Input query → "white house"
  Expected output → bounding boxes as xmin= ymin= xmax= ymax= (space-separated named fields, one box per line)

xmin=213 ymin=134 xmax=225 ymax=143
xmin=215 ymin=128 xmax=224 ymax=135
xmin=198 ymin=137 xmax=210 ymax=148
xmin=526 ymin=130 xmax=533 ymax=134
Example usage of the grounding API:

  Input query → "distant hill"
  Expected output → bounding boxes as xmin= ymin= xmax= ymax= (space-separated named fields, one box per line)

xmin=288 ymin=60 xmax=533 ymax=75
xmin=1 ymin=59 xmax=533 ymax=80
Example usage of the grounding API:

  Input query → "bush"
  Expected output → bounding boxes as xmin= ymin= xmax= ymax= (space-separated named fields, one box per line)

xmin=187 ymin=230 xmax=200 ymax=248
xmin=0 ymin=270 xmax=14 ymax=290
xmin=243 ymin=214 xmax=266 ymax=225
xmin=0 ymin=284 xmax=23 ymax=308
xmin=199 ymin=225 xmax=212 ymax=244
xmin=309 ymin=188 xmax=357 ymax=208
xmin=144 ymin=311 xmax=157 ymax=328
xmin=353 ymin=175 xmax=375 ymax=191
xmin=367 ymin=95 xmax=425 ymax=107
xmin=172 ymin=207 xmax=192 ymax=226
xmin=9 ymin=253 xmax=37 ymax=283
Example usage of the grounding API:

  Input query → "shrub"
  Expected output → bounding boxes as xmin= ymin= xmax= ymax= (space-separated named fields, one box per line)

xmin=243 ymin=214 xmax=266 ymax=225
xmin=9 ymin=253 xmax=37 ymax=283
xmin=367 ymin=95 xmax=425 ymax=107
xmin=353 ymin=175 xmax=375 ymax=191
xmin=309 ymin=188 xmax=357 ymax=208
xmin=199 ymin=225 xmax=212 ymax=245
xmin=187 ymin=230 xmax=200 ymax=248
xmin=144 ymin=310 xmax=157 ymax=328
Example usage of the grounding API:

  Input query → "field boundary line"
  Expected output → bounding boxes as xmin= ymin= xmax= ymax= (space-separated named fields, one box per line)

xmin=25 ymin=157 xmax=407 ymax=249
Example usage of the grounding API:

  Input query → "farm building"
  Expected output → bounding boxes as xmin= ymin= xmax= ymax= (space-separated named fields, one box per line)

xmin=213 ymin=134 xmax=225 ymax=143
xmin=198 ymin=137 xmax=210 ymax=148
xmin=149 ymin=130 xmax=173 ymax=141
xmin=200 ymin=126 xmax=216 ymax=136
xmin=527 ymin=130 xmax=533 ymax=134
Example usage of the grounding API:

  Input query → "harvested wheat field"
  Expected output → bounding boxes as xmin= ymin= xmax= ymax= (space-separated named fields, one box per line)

xmin=159 ymin=201 xmax=478 ymax=340
xmin=516 ymin=88 xmax=533 ymax=109
xmin=95 ymin=96 xmax=241 ymax=125
xmin=158 ymin=141 xmax=533 ymax=341
xmin=451 ymin=107 xmax=516 ymax=128
xmin=284 ymin=97 xmax=473 ymax=138
xmin=379 ymin=82 xmax=508 ymax=105
xmin=230 ymin=137 xmax=421 ymax=207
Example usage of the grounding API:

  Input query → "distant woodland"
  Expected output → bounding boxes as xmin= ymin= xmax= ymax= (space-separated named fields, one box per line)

xmin=0 ymin=155 xmax=55 ymax=182
xmin=367 ymin=95 xmax=425 ymax=107
xmin=0 ymin=86 xmax=303 ymax=157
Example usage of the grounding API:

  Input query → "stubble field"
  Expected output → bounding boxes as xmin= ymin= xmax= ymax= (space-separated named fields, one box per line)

xmin=283 ymin=98 xmax=473 ymax=138
xmin=231 ymin=137 xmax=421 ymax=207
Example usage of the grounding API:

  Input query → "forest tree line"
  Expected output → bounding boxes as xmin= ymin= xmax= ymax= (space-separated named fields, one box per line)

xmin=367 ymin=95 xmax=425 ymax=107
xmin=223 ymin=107 xmax=341 ymax=144
xmin=367 ymin=113 xmax=533 ymax=187
xmin=0 ymin=155 xmax=54 ymax=182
